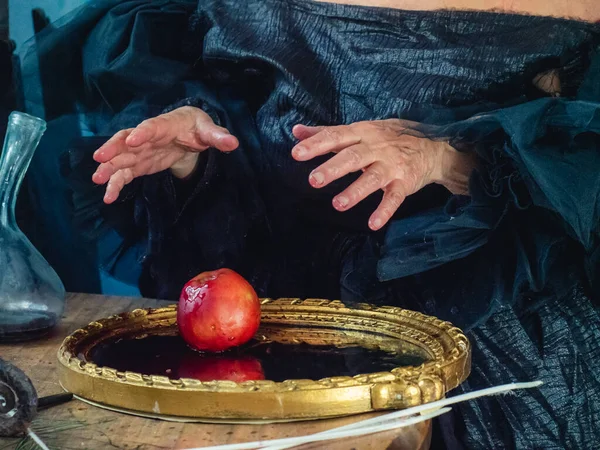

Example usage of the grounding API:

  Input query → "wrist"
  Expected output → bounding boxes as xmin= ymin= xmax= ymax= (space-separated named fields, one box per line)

xmin=170 ymin=152 xmax=203 ymax=180
xmin=431 ymin=142 xmax=477 ymax=195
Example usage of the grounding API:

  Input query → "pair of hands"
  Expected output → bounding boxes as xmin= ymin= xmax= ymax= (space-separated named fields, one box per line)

xmin=93 ymin=106 xmax=473 ymax=231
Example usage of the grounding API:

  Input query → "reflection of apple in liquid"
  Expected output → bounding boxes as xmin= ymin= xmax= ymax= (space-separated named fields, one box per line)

xmin=177 ymin=268 xmax=262 ymax=382
xmin=179 ymin=356 xmax=265 ymax=382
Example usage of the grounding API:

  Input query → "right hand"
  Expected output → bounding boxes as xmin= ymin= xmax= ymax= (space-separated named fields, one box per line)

xmin=92 ymin=106 xmax=239 ymax=204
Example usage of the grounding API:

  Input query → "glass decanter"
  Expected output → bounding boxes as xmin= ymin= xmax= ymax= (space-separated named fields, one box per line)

xmin=0 ymin=111 xmax=65 ymax=342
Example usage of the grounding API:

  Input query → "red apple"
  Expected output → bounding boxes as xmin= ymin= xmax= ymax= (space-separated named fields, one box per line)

xmin=177 ymin=268 xmax=261 ymax=352
xmin=178 ymin=356 xmax=265 ymax=382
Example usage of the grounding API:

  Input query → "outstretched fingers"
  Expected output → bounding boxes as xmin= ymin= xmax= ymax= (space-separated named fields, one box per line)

xmin=93 ymin=107 xmax=242 ymax=203
xmin=308 ymin=143 xmax=375 ymax=188
xmin=331 ymin=162 xmax=390 ymax=212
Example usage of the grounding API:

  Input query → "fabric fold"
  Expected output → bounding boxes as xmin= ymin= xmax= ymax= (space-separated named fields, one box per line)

xmin=22 ymin=1 xmax=600 ymax=446
xmin=380 ymin=95 xmax=600 ymax=305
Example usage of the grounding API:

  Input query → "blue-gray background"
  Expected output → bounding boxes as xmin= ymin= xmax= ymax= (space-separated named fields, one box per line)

xmin=5 ymin=0 xmax=139 ymax=296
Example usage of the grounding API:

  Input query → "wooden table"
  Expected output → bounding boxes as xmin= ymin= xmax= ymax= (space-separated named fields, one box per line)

xmin=0 ymin=293 xmax=431 ymax=450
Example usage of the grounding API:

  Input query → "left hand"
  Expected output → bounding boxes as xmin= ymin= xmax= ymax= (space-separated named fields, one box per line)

xmin=291 ymin=119 xmax=475 ymax=231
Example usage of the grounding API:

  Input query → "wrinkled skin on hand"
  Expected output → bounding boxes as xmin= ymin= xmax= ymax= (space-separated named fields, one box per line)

xmin=291 ymin=119 xmax=476 ymax=230
xmin=93 ymin=108 xmax=475 ymax=229
xmin=92 ymin=106 xmax=239 ymax=204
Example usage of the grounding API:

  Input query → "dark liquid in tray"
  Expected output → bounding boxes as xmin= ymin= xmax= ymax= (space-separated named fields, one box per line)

xmin=90 ymin=335 xmax=427 ymax=382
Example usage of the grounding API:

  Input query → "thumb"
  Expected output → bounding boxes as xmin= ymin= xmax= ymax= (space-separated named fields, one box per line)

xmin=192 ymin=123 xmax=240 ymax=153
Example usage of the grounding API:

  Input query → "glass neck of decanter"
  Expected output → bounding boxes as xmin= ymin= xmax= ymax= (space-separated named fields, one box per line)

xmin=0 ymin=112 xmax=46 ymax=228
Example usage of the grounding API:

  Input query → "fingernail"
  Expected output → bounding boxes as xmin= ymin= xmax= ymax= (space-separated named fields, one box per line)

xmin=333 ymin=196 xmax=349 ymax=209
xmin=214 ymin=130 xmax=230 ymax=139
xmin=310 ymin=171 xmax=324 ymax=186
xmin=293 ymin=146 xmax=306 ymax=158
xmin=370 ymin=217 xmax=383 ymax=229
xmin=215 ymin=135 xmax=231 ymax=145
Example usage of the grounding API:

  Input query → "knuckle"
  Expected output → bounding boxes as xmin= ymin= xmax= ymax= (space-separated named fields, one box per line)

xmin=106 ymin=178 xmax=116 ymax=191
xmin=105 ymin=160 xmax=117 ymax=172
xmin=152 ymin=116 xmax=169 ymax=128
xmin=326 ymin=164 xmax=341 ymax=178
xmin=123 ymin=169 xmax=134 ymax=184
xmin=379 ymin=207 xmax=394 ymax=220
xmin=387 ymin=190 xmax=405 ymax=207
xmin=115 ymin=129 xmax=130 ymax=139
xmin=177 ymin=106 xmax=194 ymax=114
xmin=111 ymin=170 xmax=123 ymax=183
xmin=394 ymin=161 xmax=406 ymax=179
xmin=379 ymin=194 xmax=404 ymax=219
xmin=117 ymin=173 xmax=127 ymax=188
xmin=352 ymin=122 xmax=368 ymax=132
xmin=369 ymin=121 xmax=387 ymax=133
xmin=322 ymin=127 xmax=342 ymax=143
xmin=367 ymin=169 xmax=384 ymax=187
xmin=139 ymin=118 xmax=153 ymax=128
xmin=344 ymin=148 xmax=363 ymax=166
xmin=405 ymin=170 xmax=421 ymax=189
xmin=351 ymin=185 xmax=364 ymax=201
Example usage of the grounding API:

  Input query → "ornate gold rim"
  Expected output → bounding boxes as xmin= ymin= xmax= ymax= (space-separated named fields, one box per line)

xmin=57 ymin=298 xmax=471 ymax=422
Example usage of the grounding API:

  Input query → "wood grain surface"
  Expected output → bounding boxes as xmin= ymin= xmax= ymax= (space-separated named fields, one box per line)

xmin=0 ymin=293 xmax=431 ymax=450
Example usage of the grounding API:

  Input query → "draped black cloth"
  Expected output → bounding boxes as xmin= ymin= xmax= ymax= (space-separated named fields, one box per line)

xmin=21 ymin=0 xmax=600 ymax=447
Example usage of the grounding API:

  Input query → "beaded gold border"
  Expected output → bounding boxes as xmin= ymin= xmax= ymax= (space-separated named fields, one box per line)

xmin=57 ymin=298 xmax=471 ymax=421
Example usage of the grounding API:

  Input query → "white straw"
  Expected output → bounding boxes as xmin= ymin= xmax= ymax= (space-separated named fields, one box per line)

xmin=260 ymin=410 xmax=435 ymax=450
xmin=261 ymin=380 xmax=543 ymax=450
xmin=185 ymin=407 xmax=450 ymax=450
xmin=185 ymin=380 xmax=542 ymax=450
xmin=27 ymin=428 xmax=51 ymax=450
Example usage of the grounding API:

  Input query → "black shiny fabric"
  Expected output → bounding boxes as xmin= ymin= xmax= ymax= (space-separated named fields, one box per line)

xmin=20 ymin=0 xmax=600 ymax=447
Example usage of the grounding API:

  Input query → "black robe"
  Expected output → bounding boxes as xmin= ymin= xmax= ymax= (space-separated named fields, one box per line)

xmin=21 ymin=0 xmax=600 ymax=447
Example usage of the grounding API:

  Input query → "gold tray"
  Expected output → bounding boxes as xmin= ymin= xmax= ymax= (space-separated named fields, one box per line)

xmin=57 ymin=298 xmax=471 ymax=423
